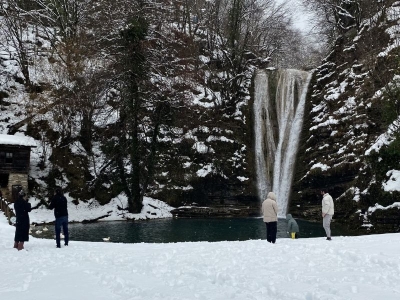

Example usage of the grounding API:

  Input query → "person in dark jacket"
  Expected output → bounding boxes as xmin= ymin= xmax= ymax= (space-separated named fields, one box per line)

xmin=49 ymin=188 xmax=69 ymax=248
xmin=286 ymin=214 xmax=299 ymax=239
xmin=14 ymin=189 xmax=32 ymax=251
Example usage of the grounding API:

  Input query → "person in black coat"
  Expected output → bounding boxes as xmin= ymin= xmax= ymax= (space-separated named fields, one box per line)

xmin=14 ymin=189 xmax=32 ymax=251
xmin=49 ymin=188 xmax=69 ymax=248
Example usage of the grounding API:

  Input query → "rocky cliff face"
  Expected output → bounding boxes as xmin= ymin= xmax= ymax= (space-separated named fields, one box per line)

xmin=291 ymin=1 xmax=400 ymax=233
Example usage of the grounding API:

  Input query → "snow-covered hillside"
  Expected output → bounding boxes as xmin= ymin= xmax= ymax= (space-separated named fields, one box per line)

xmin=0 ymin=1 xmax=264 ymax=211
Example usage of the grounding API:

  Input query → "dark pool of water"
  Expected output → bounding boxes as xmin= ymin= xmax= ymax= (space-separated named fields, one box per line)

xmin=32 ymin=217 xmax=352 ymax=244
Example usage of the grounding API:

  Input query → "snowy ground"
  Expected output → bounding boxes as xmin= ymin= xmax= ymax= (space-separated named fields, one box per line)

xmin=1 ymin=214 xmax=399 ymax=300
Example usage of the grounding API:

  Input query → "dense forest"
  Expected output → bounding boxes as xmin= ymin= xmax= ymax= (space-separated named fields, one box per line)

xmin=1 ymin=0 xmax=399 ymax=232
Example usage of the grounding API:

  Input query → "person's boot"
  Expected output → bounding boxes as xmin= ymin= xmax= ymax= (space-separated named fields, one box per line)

xmin=17 ymin=242 xmax=24 ymax=251
xmin=326 ymin=237 xmax=332 ymax=241
xmin=13 ymin=241 xmax=18 ymax=249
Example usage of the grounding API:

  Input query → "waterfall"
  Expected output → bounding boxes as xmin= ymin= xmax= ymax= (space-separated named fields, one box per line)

xmin=254 ymin=69 xmax=311 ymax=217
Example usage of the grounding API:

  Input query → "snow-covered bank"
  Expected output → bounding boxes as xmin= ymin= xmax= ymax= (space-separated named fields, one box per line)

xmin=26 ymin=195 xmax=174 ymax=223
xmin=1 ymin=214 xmax=399 ymax=300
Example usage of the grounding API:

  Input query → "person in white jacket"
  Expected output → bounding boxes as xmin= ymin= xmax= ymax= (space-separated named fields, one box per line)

xmin=262 ymin=192 xmax=278 ymax=243
xmin=321 ymin=190 xmax=334 ymax=240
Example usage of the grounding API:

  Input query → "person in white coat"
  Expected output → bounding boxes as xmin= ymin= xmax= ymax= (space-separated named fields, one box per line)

xmin=262 ymin=192 xmax=278 ymax=243
xmin=321 ymin=190 xmax=334 ymax=240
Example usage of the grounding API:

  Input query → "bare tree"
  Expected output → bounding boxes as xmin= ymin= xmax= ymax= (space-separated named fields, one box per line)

xmin=0 ymin=0 xmax=33 ymax=88
xmin=301 ymin=0 xmax=387 ymax=45
xmin=193 ymin=0 xmax=293 ymax=107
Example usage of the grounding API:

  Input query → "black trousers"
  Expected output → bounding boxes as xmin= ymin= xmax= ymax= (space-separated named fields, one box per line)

xmin=265 ymin=221 xmax=277 ymax=243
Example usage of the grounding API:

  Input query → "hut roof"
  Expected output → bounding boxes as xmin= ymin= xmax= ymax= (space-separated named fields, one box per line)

xmin=0 ymin=134 xmax=37 ymax=147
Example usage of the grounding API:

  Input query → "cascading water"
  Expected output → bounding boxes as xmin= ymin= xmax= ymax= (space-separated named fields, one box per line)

xmin=254 ymin=69 xmax=311 ymax=217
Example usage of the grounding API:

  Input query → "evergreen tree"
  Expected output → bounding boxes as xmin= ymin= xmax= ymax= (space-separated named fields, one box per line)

xmin=118 ymin=16 xmax=149 ymax=213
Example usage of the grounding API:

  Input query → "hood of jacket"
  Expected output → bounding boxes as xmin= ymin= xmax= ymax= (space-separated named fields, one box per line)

xmin=286 ymin=214 xmax=293 ymax=220
xmin=323 ymin=193 xmax=331 ymax=199
xmin=267 ymin=192 xmax=276 ymax=201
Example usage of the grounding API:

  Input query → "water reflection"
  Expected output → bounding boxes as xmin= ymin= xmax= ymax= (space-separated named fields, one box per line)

xmin=32 ymin=217 xmax=351 ymax=244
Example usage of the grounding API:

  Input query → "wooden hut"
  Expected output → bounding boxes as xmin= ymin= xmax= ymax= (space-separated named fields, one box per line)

xmin=0 ymin=134 xmax=36 ymax=202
